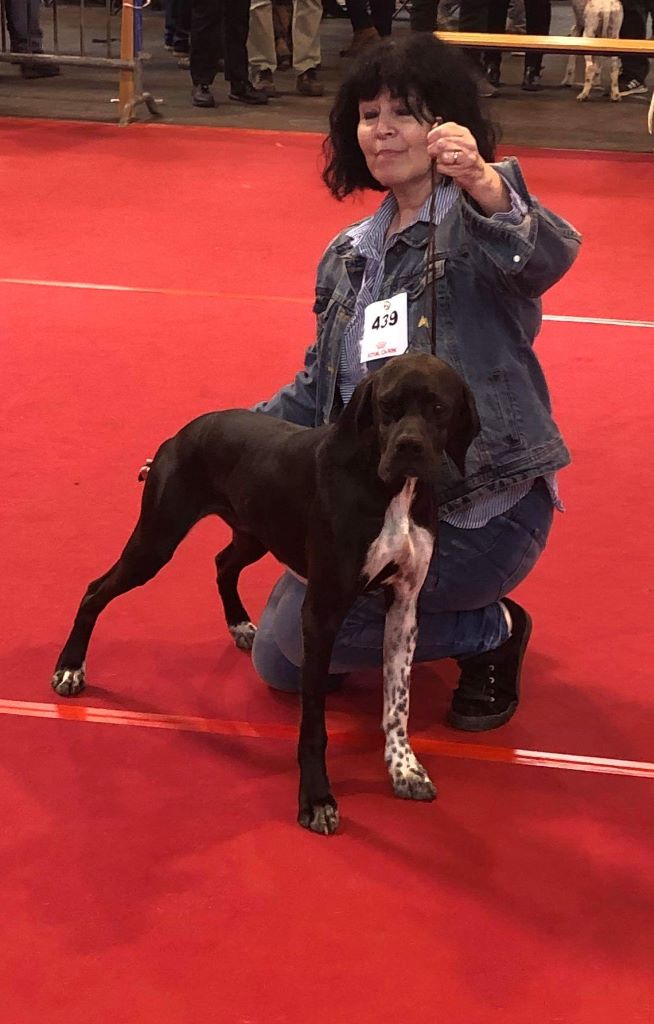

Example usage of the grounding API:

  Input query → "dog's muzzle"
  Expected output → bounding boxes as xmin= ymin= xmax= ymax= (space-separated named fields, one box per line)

xmin=378 ymin=433 xmax=440 ymax=485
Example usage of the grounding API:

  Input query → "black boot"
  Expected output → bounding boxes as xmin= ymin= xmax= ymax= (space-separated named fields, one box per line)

xmin=229 ymin=80 xmax=269 ymax=105
xmin=449 ymin=598 xmax=532 ymax=732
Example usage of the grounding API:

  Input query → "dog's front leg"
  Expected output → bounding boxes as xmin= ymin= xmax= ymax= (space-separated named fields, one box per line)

xmin=297 ymin=586 xmax=347 ymax=835
xmin=383 ymin=586 xmax=437 ymax=802
xmin=609 ymin=55 xmax=621 ymax=101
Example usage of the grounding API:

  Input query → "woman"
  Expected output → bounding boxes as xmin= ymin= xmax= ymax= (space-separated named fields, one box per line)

xmin=251 ymin=34 xmax=581 ymax=732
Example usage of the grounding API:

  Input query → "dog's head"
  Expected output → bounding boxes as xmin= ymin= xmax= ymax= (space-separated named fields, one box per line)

xmin=347 ymin=353 xmax=480 ymax=486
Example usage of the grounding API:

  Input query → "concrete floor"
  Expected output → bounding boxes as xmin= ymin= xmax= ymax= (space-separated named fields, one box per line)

xmin=1 ymin=3 xmax=652 ymax=151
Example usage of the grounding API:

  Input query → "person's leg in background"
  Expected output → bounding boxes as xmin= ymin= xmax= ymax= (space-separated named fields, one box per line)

xmin=5 ymin=0 xmax=60 ymax=76
xmin=170 ymin=0 xmax=191 ymax=65
xmin=483 ymin=0 xmax=510 ymax=85
xmin=369 ymin=0 xmax=395 ymax=36
xmin=523 ymin=0 xmax=551 ymax=89
xmin=339 ymin=0 xmax=379 ymax=58
xmin=272 ymin=0 xmax=293 ymax=68
xmin=253 ymin=480 xmax=553 ymax=731
xmin=410 ymin=0 xmax=439 ymax=31
xmin=459 ymin=0 xmax=498 ymax=95
xmin=619 ymin=0 xmax=651 ymax=95
xmin=190 ymin=0 xmax=223 ymax=105
xmin=248 ymin=0 xmax=279 ymax=93
xmin=293 ymin=0 xmax=325 ymax=95
xmin=223 ymin=0 xmax=268 ymax=101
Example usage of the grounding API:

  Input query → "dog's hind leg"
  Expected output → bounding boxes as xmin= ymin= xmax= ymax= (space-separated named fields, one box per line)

xmin=52 ymin=460 xmax=205 ymax=696
xmin=215 ymin=531 xmax=267 ymax=650
xmin=578 ymin=54 xmax=597 ymax=100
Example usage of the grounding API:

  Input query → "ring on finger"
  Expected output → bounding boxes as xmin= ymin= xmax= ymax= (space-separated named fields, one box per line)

xmin=452 ymin=149 xmax=462 ymax=164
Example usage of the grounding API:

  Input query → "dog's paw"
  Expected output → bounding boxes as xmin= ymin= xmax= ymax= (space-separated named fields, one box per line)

xmin=137 ymin=458 xmax=153 ymax=482
xmin=298 ymin=802 xmax=340 ymax=835
xmin=391 ymin=762 xmax=437 ymax=802
xmin=229 ymin=621 xmax=257 ymax=651
xmin=52 ymin=664 xmax=86 ymax=696
xmin=576 ymin=92 xmax=590 ymax=102
xmin=609 ymin=92 xmax=621 ymax=102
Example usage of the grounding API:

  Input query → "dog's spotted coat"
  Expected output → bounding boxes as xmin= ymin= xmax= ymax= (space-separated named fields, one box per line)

xmin=363 ymin=478 xmax=437 ymax=801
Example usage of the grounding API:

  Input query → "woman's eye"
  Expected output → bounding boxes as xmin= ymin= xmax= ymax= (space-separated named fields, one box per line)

xmin=361 ymin=110 xmax=378 ymax=121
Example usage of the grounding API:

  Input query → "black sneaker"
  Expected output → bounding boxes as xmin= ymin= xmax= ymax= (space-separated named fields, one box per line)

xmin=448 ymin=598 xmax=532 ymax=732
xmin=522 ymin=68 xmax=543 ymax=91
xmin=618 ymin=76 xmax=647 ymax=96
xmin=191 ymin=84 xmax=215 ymax=108
xmin=229 ymin=80 xmax=268 ymax=105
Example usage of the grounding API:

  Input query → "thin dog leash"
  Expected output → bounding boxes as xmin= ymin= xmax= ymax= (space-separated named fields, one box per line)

xmin=426 ymin=116 xmax=442 ymax=358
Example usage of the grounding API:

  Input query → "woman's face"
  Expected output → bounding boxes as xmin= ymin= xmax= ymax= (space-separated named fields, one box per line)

xmin=357 ymin=89 xmax=433 ymax=192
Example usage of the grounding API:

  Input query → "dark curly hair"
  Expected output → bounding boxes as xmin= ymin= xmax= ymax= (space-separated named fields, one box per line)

xmin=323 ymin=34 xmax=497 ymax=200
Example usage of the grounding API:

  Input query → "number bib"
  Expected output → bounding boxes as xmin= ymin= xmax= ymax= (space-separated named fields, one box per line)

xmin=360 ymin=292 xmax=408 ymax=364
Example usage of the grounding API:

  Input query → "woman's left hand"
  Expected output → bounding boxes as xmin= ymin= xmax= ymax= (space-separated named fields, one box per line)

xmin=426 ymin=121 xmax=487 ymax=192
xmin=426 ymin=121 xmax=512 ymax=215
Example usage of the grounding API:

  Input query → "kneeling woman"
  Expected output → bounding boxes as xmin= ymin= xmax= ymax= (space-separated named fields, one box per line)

xmin=251 ymin=34 xmax=580 ymax=732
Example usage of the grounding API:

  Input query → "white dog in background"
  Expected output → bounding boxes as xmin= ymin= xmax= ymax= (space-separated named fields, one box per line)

xmin=562 ymin=0 xmax=624 ymax=101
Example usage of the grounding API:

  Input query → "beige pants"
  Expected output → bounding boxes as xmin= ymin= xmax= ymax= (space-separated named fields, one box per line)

xmin=248 ymin=0 xmax=322 ymax=75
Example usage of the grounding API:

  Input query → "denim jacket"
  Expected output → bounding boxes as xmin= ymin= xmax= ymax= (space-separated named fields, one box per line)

xmin=255 ymin=158 xmax=581 ymax=514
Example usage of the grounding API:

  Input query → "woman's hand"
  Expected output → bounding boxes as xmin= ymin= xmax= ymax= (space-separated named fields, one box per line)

xmin=426 ymin=121 xmax=511 ymax=215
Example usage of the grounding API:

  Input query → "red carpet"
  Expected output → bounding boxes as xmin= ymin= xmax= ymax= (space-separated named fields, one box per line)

xmin=2 ymin=119 xmax=654 ymax=1023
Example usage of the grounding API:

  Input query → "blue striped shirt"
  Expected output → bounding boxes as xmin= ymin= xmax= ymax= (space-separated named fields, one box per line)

xmin=338 ymin=181 xmax=561 ymax=527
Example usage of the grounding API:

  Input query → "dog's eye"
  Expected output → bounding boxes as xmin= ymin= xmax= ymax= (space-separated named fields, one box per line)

xmin=379 ymin=399 xmax=396 ymax=419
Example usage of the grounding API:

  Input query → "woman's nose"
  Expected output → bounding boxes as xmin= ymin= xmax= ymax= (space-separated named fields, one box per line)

xmin=374 ymin=116 xmax=395 ymax=137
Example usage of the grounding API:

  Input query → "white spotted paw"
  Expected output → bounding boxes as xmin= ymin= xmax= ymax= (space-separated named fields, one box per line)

xmin=52 ymin=664 xmax=86 ymax=696
xmin=391 ymin=763 xmax=437 ymax=802
xmin=229 ymin=621 xmax=257 ymax=651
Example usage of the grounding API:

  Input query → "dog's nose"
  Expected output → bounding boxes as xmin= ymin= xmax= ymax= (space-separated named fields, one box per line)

xmin=395 ymin=437 xmax=424 ymax=459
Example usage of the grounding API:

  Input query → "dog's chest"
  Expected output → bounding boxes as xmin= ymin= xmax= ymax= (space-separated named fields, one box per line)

xmin=363 ymin=478 xmax=433 ymax=589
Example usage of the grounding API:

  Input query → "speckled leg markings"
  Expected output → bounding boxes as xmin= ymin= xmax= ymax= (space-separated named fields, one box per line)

xmin=383 ymin=594 xmax=437 ymax=801
xmin=362 ymin=478 xmax=437 ymax=801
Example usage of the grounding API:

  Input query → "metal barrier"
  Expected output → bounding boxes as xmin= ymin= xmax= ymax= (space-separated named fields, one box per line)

xmin=0 ymin=0 xmax=160 ymax=125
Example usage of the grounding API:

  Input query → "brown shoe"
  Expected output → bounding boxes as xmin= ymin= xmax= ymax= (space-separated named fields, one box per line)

xmin=339 ymin=26 xmax=380 ymax=58
xmin=252 ymin=68 xmax=278 ymax=97
xmin=296 ymin=68 xmax=324 ymax=97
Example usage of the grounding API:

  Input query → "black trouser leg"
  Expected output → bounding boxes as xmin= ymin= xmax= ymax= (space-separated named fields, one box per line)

xmin=370 ymin=0 xmax=395 ymax=34
xmin=223 ymin=0 xmax=250 ymax=85
xmin=524 ymin=0 xmax=551 ymax=75
xmin=459 ymin=0 xmax=490 ymax=70
xmin=190 ymin=0 xmax=222 ymax=85
xmin=484 ymin=0 xmax=510 ymax=70
xmin=620 ymin=0 xmax=652 ymax=83
xmin=409 ymin=0 xmax=439 ymax=32
xmin=346 ymin=0 xmax=373 ymax=31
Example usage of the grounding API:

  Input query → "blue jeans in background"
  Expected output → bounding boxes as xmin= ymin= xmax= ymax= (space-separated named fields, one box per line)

xmin=251 ymin=478 xmax=554 ymax=691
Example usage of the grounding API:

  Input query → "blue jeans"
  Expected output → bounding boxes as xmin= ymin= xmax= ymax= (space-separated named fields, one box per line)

xmin=251 ymin=478 xmax=554 ymax=691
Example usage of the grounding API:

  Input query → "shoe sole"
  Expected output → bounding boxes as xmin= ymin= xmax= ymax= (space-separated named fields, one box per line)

xmin=448 ymin=608 xmax=533 ymax=732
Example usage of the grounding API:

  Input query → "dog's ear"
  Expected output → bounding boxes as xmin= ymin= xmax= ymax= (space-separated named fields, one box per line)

xmin=345 ymin=373 xmax=376 ymax=437
xmin=445 ymin=381 xmax=480 ymax=476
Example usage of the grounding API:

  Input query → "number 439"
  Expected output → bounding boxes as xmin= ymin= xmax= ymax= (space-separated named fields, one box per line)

xmin=372 ymin=311 xmax=398 ymax=330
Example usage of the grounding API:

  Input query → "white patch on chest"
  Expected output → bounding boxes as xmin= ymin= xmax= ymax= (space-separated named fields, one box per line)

xmin=362 ymin=478 xmax=433 ymax=591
